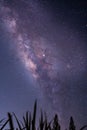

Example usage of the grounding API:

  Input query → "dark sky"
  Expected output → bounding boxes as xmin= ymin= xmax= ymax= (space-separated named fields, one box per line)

xmin=0 ymin=25 xmax=41 ymax=113
xmin=0 ymin=0 xmax=87 ymax=129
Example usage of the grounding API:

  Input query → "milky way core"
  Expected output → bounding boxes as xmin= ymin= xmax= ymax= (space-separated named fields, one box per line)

xmin=0 ymin=0 xmax=87 ymax=128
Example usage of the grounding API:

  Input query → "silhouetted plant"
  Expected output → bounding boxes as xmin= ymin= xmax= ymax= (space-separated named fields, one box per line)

xmin=8 ymin=112 xmax=14 ymax=130
xmin=44 ymin=112 xmax=48 ymax=130
xmin=0 ymin=118 xmax=9 ymax=130
xmin=32 ymin=100 xmax=37 ymax=130
xmin=69 ymin=117 xmax=75 ymax=130
xmin=53 ymin=114 xmax=60 ymax=130
xmin=80 ymin=125 xmax=87 ymax=130
xmin=13 ymin=112 xmax=23 ymax=130
xmin=39 ymin=110 xmax=44 ymax=130
xmin=0 ymin=101 xmax=87 ymax=130
xmin=22 ymin=111 xmax=31 ymax=130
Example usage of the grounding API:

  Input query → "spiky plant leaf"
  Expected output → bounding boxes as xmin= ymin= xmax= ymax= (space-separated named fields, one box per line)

xmin=22 ymin=111 xmax=31 ymax=130
xmin=8 ymin=113 xmax=14 ymax=130
xmin=13 ymin=112 xmax=23 ymax=130
xmin=0 ymin=119 xmax=5 ymax=126
xmin=29 ymin=113 xmax=31 ymax=130
xmin=32 ymin=100 xmax=37 ymax=130
xmin=44 ymin=112 xmax=48 ymax=130
xmin=0 ymin=119 xmax=9 ymax=130
xmin=39 ymin=110 xmax=44 ymax=130
xmin=80 ymin=125 xmax=87 ymax=130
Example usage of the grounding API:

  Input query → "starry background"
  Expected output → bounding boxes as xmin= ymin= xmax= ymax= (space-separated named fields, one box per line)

xmin=0 ymin=0 xmax=87 ymax=129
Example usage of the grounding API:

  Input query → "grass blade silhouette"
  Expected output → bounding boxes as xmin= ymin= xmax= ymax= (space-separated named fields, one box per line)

xmin=69 ymin=117 xmax=75 ymax=130
xmin=0 ymin=119 xmax=5 ymax=126
xmin=0 ymin=119 xmax=9 ymax=130
xmin=22 ymin=111 xmax=31 ymax=130
xmin=32 ymin=100 xmax=37 ymax=130
xmin=13 ymin=112 xmax=23 ymax=130
xmin=8 ymin=113 xmax=14 ymax=130
xmin=44 ymin=112 xmax=48 ymax=130
xmin=39 ymin=110 xmax=44 ymax=130
xmin=0 ymin=100 xmax=86 ymax=130
xmin=80 ymin=125 xmax=87 ymax=130
xmin=29 ymin=113 xmax=31 ymax=130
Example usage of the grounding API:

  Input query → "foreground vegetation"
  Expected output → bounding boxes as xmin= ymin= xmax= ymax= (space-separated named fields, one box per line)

xmin=0 ymin=101 xmax=87 ymax=130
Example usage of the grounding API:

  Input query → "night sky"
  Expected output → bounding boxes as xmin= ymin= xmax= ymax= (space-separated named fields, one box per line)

xmin=0 ymin=0 xmax=87 ymax=129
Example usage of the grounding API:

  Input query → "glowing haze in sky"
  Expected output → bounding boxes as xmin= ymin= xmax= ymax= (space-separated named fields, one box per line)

xmin=0 ymin=0 xmax=87 ymax=129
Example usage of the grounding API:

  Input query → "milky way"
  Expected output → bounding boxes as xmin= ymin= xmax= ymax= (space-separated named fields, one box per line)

xmin=0 ymin=0 xmax=87 ymax=128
